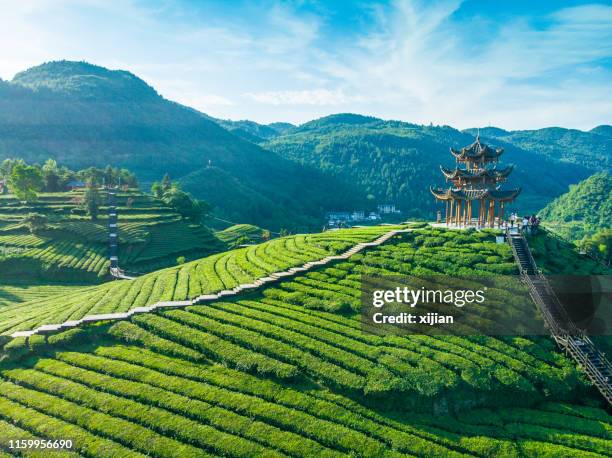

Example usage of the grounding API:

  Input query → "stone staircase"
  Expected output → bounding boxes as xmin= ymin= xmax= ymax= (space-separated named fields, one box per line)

xmin=9 ymin=228 xmax=412 ymax=341
xmin=508 ymin=231 xmax=612 ymax=405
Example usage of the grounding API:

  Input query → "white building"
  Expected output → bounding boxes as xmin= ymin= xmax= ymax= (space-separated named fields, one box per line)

xmin=351 ymin=211 xmax=365 ymax=221
xmin=377 ymin=204 xmax=401 ymax=214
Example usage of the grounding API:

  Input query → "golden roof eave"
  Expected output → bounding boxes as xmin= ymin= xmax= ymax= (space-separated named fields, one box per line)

xmin=431 ymin=186 xmax=522 ymax=202
xmin=449 ymin=136 xmax=504 ymax=161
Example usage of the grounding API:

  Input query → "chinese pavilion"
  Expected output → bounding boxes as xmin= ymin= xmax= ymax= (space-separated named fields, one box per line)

xmin=430 ymin=135 xmax=521 ymax=227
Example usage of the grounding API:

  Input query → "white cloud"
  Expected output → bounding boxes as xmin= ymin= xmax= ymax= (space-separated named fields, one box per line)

xmin=244 ymin=89 xmax=363 ymax=106
xmin=0 ymin=0 xmax=609 ymax=128
xmin=321 ymin=0 xmax=612 ymax=129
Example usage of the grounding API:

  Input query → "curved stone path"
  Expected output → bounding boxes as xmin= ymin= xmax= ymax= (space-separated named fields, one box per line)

xmin=10 ymin=228 xmax=411 ymax=340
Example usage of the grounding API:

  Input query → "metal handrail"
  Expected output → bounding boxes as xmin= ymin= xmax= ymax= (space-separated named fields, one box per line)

xmin=507 ymin=231 xmax=612 ymax=405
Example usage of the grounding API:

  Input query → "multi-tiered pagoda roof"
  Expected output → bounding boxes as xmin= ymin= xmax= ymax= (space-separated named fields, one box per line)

xmin=431 ymin=135 xmax=520 ymax=227
xmin=450 ymin=136 xmax=503 ymax=164
xmin=429 ymin=187 xmax=521 ymax=201
xmin=439 ymin=164 xmax=514 ymax=186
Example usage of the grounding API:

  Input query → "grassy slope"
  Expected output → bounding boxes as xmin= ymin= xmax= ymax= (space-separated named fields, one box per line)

xmin=216 ymin=224 xmax=265 ymax=246
xmin=0 ymin=226 xmax=610 ymax=457
xmin=529 ymin=231 xmax=611 ymax=276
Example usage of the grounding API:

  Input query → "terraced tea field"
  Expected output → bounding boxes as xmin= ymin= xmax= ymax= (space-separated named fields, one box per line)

xmin=0 ymin=226 xmax=396 ymax=335
xmin=0 ymin=190 xmax=226 ymax=282
xmin=216 ymin=224 xmax=265 ymax=246
xmin=0 ymin=284 xmax=91 ymax=308
xmin=0 ymin=227 xmax=610 ymax=457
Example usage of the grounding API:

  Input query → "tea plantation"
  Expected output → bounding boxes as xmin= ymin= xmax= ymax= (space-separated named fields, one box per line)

xmin=216 ymin=224 xmax=265 ymax=246
xmin=0 ymin=227 xmax=610 ymax=457
xmin=0 ymin=190 xmax=230 ymax=283
xmin=0 ymin=226 xmax=395 ymax=335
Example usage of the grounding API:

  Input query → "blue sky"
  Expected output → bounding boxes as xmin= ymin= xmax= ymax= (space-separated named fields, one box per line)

xmin=1 ymin=0 xmax=611 ymax=129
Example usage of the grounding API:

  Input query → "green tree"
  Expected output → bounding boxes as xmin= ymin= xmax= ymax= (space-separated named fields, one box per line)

xmin=23 ymin=213 xmax=48 ymax=234
xmin=78 ymin=167 xmax=105 ymax=187
xmin=57 ymin=165 xmax=75 ymax=190
xmin=0 ymin=158 xmax=21 ymax=179
xmin=42 ymin=159 xmax=61 ymax=192
xmin=162 ymin=188 xmax=210 ymax=222
xmin=120 ymin=168 xmax=138 ymax=188
xmin=580 ymin=229 xmax=612 ymax=264
xmin=104 ymin=165 xmax=114 ymax=187
xmin=161 ymin=173 xmax=172 ymax=192
xmin=9 ymin=163 xmax=43 ymax=202
xmin=151 ymin=182 xmax=163 ymax=198
xmin=83 ymin=184 xmax=101 ymax=220
xmin=190 ymin=198 xmax=211 ymax=223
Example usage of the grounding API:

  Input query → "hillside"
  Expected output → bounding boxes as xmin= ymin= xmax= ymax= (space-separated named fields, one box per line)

xmin=539 ymin=172 xmax=611 ymax=241
xmin=2 ymin=62 xmax=608 ymax=230
xmin=265 ymin=114 xmax=593 ymax=216
xmin=0 ymin=189 xmax=227 ymax=286
xmin=465 ymin=126 xmax=611 ymax=171
xmin=210 ymin=117 xmax=295 ymax=143
xmin=0 ymin=226 xmax=610 ymax=456
xmin=0 ymin=61 xmax=363 ymax=231
xmin=0 ymin=226 xmax=394 ymax=335
xmin=215 ymin=223 xmax=265 ymax=246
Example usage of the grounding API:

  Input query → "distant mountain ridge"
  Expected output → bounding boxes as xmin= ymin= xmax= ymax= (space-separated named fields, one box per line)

xmin=10 ymin=60 xmax=159 ymax=101
xmin=209 ymin=117 xmax=295 ymax=143
xmin=0 ymin=61 xmax=608 ymax=226
xmin=464 ymin=125 xmax=611 ymax=171
xmin=0 ymin=61 xmax=364 ymax=231
xmin=264 ymin=113 xmax=597 ymax=216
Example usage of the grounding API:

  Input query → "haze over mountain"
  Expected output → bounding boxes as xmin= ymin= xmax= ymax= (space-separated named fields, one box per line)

xmin=0 ymin=61 xmax=609 ymax=224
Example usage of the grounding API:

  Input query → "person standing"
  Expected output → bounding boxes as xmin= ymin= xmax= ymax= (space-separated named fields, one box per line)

xmin=533 ymin=216 xmax=540 ymax=235
xmin=522 ymin=216 xmax=529 ymax=234
xmin=529 ymin=215 xmax=536 ymax=235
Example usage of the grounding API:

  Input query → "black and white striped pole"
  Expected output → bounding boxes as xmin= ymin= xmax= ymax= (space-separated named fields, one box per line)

xmin=108 ymin=186 xmax=119 ymax=272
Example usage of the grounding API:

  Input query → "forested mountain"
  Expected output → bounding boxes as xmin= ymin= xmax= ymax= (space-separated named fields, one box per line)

xmin=0 ymin=61 xmax=363 ymax=231
xmin=591 ymin=125 xmax=612 ymax=138
xmin=265 ymin=114 xmax=593 ymax=217
xmin=209 ymin=117 xmax=294 ymax=143
xmin=2 ymin=61 xmax=607 ymax=228
xmin=465 ymin=126 xmax=611 ymax=171
xmin=539 ymin=172 xmax=611 ymax=241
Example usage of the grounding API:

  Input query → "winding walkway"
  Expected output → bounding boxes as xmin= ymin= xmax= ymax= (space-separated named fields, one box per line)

xmin=10 ymin=228 xmax=411 ymax=340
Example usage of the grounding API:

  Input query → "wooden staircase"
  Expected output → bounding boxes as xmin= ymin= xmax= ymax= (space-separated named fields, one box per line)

xmin=507 ymin=231 xmax=612 ymax=406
